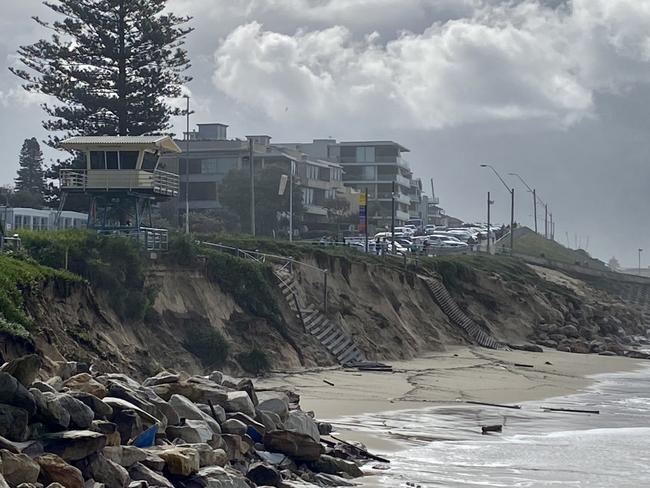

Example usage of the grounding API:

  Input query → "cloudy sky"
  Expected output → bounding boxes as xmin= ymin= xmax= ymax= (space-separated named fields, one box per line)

xmin=2 ymin=0 xmax=650 ymax=266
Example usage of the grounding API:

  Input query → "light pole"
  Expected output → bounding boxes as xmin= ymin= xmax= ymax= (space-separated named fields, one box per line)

xmin=391 ymin=180 xmax=396 ymax=254
xmin=481 ymin=164 xmax=515 ymax=254
xmin=289 ymin=160 xmax=294 ymax=242
xmin=639 ymin=248 xmax=643 ymax=275
xmin=183 ymin=95 xmax=190 ymax=234
xmin=487 ymin=191 xmax=494 ymax=254
xmin=249 ymin=138 xmax=256 ymax=236
xmin=508 ymin=173 xmax=538 ymax=234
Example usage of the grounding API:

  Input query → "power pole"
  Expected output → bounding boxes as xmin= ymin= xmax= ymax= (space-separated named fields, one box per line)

xmin=533 ymin=189 xmax=538 ymax=234
xmin=544 ymin=204 xmax=548 ymax=239
xmin=487 ymin=191 xmax=492 ymax=254
xmin=249 ymin=138 xmax=255 ymax=236
xmin=184 ymin=96 xmax=190 ymax=234
xmin=639 ymin=248 xmax=643 ymax=276
xmin=365 ymin=188 xmax=369 ymax=253
xmin=391 ymin=180 xmax=396 ymax=254
xmin=510 ymin=188 xmax=515 ymax=254
xmin=289 ymin=160 xmax=293 ymax=242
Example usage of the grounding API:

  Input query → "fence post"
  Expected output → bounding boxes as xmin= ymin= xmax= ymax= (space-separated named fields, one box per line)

xmin=323 ymin=269 xmax=328 ymax=315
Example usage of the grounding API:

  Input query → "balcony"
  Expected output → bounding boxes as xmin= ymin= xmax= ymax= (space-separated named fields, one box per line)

xmin=304 ymin=204 xmax=328 ymax=216
xmin=60 ymin=169 xmax=179 ymax=197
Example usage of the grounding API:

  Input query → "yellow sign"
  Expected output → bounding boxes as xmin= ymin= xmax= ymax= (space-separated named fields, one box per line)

xmin=359 ymin=193 xmax=367 ymax=205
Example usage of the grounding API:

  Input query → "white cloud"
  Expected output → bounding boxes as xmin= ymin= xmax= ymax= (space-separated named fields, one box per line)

xmin=211 ymin=0 xmax=650 ymax=130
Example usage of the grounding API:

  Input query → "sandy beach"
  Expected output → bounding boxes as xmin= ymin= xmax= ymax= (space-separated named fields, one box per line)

xmin=258 ymin=346 xmax=647 ymax=453
xmin=261 ymin=346 xmax=646 ymax=417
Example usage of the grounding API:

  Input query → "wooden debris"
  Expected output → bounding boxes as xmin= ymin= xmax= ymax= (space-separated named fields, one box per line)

xmin=328 ymin=434 xmax=391 ymax=463
xmin=466 ymin=401 xmax=521 ymax=410
xmin=323 ymin=379 xmax=335 ymax=386
xmin=541 ymin=407 xmax=600 ymax=414
xmin=481 ymin=425 xmax=503 ymax=435
xmin=514 ymin=363 xmax=535 ymax=368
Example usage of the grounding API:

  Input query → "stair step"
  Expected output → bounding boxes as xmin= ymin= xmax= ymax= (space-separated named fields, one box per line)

xmin=315 ymin=324 xmax=336 ymax=341
xmin=332 ymin=337 xmax=352 ymax=355
xmin=322 ymin=330 xmax=342 ymax=347
xmin=328 ymin=333 xmax=348 ymax=350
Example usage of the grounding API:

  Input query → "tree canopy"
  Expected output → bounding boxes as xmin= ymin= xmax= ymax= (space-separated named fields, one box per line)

xmin=15 ymin=138 xmax=46 ymax=206
xmin=10 ymin=0 xmax=193 ymax=144
xmin=219 ymin=166 xmax=304 ymax=237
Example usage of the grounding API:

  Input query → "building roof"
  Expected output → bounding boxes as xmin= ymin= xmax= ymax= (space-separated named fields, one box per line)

xmin=61 ymin=136 xmax=182 ymax=154
xmin=338 ymin=141 xmax=410 ymax=152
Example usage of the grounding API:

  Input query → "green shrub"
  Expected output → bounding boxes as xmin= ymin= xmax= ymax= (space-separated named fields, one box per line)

xmin=0 ymin=255 xmax=81 ymax=334
xmin=237 ymin=349 xmax=271 ymax=375
xmin=205 ymin=251 xmax=282 ymax=326
xmin=19 ymin=230 xmax=152 ymax=321
xmin=167 ymin=234 xmax=198 ymax=266
xmin=183 ymin=323 xmax=230 ymax=368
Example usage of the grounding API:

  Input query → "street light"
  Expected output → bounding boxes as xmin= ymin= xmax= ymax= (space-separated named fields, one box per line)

xmin=508 ymin=173 xmax=538 ymax=234
xmin=183 ymin=95 xmax=191 ymax=235
xmin=639 ymin=248 xmax=643 ymax=276
xmin=481 ymin=164 xmax=515 ymax=254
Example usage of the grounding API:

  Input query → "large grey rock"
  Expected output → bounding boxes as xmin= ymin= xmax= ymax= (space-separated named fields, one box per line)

xmin=236 ymin=379 xmax=258 ymax=406
xmin=0 ymin=404 xmax=29 ymax=442
xmin=255 ymin=409 xmax=282 ymax=432
xmin=63 ymin=374 xmax=107 ymax=398
xmin=102 ymin=446 xmax=147 ymax=468
xmin=32 ymin=381 xmax=57 ymax=394
xmin=105 ymin=383 xmax=169 ymax=429
xmin=223 ymin=392 xmax=255 ymax=417
xmin=152 ymin=380 xmax=227 ymax=404
xmin=82 ymin=454 xmax=130 ymax=488
xmin=257 ymin=396 xmax=289 ymax=422
xmin=41 ymin=430 xmax=107 ymax=462
xmin=103 ymin=398 xmax=159 ymax=426
xmin=142 ymin=371 xmax=180 ymax=387
xmin=135 ymin=387 xmax=179 ymax=427
xmin=181 ymin=466 xmax=250 ymax=488
xmin=0 ymin=475 xmax=8 ymax=488
xmin=30 ymin=389 xmax=70 ymax=430
xmin=0 ymin=449 xmax=40 ymax=485
xmin=264 ymin=430 xmax=324 ymax=461
xmin=68 ymin=391 xmax=113 ymax=418
xmin=112 ymin=409 xmax=143 ymax=445
xmin=310 ymin=454 xmax=363 ymax=477
xmin=0 ymin=355 xmax=41 ymax=387
xmin=285 ymin=411 xmax=320 ymax=442
xmin=246 ymin=462 xmax=281 ymax=487
xmin=56 ymin=394 xmax=94 ymax=429
xmin=128 ymin=463 xmax=173 ymax=488
xmin=0 ymin=374 xmax=36 ymax=415
xmin=221 ymin=419 xmax=247 ymax=436
xmin=168 ymin=395 xmax=220 ymax=433
xmin=197 ymin=403 xmax=226 ymax=424
xmin=166 ymin=420 xmax=215 ymax=444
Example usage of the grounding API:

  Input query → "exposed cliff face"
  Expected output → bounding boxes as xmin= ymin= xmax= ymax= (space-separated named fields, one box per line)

xmin=12 ymin=252 xmax=647 ymax=379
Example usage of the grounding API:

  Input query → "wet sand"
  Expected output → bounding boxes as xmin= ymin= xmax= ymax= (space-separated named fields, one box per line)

xmin=259 ymin=346 xmax=646 ymax=451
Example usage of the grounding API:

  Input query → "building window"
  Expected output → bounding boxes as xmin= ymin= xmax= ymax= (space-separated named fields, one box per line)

xmin=142 ymin=152 xmax=158 ymax=171
xmin=201 ymin=159 xmax=219 ymax=174
xmin=303 ymin=188 xmax=314 ymax=205
xmin=216 ymin=157 xmax=238 ymax=174
xmin=355 ymin=146 xmax=375 ymax=162
xmin=90 ymin=151 xmax=105 ymax=169
xmin=105 ymin=152 xmax=119 ymax=170
xmin=306 ymin=165 xmax=319 ymax=180
xmin=120 ymin=151 xmax=139 ymax=170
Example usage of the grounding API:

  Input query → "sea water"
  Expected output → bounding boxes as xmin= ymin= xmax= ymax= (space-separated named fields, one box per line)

xmin=333 ymin=367 xmax=650 ymax=487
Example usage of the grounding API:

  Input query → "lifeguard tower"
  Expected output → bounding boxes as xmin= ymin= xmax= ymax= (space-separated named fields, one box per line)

xmin=59 ymin=136 xmax=181 ymax=250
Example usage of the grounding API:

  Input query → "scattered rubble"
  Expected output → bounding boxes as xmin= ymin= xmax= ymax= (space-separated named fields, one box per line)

xmin=0 ymin=355 xmax=372 ymax=487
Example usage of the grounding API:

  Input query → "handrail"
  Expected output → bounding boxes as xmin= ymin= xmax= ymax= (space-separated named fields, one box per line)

xmin=198 ymin=241 xmax=327 ymax=274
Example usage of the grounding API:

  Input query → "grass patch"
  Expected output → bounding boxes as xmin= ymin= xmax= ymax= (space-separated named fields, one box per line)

xmin=19 ymin=230 xmax=155 ymax=321
xmin=0 ymin=254 xmax=81 ymax=334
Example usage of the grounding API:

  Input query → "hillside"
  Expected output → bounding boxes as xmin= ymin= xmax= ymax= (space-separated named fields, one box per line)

xmin=0 ymin=231 xmax=646 ymax=380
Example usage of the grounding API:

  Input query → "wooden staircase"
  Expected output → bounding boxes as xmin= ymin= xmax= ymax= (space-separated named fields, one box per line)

xmin=275 ymin=267 xmax=364 ymax=365
xmin=420 ymin=274 xmax=504 ymax=350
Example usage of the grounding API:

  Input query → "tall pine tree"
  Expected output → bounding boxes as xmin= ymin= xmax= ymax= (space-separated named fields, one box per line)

xmin=15 ymin=138 xmax=46 ymax=206
xmin=10 ymin=0 xmax=193 ymax=144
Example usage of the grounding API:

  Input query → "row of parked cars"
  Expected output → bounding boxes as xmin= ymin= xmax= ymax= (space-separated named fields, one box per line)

xmin=339 ymin=224 xmax=493 ymax=255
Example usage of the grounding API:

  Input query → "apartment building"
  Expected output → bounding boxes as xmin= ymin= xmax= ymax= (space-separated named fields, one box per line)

xmin=0 ymin=207 xmax=87 ymax=232
xmin=285 ymin=139 xmax=414 ymax=228
xmin=162 ymin=123 xmax=345 ymax=229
